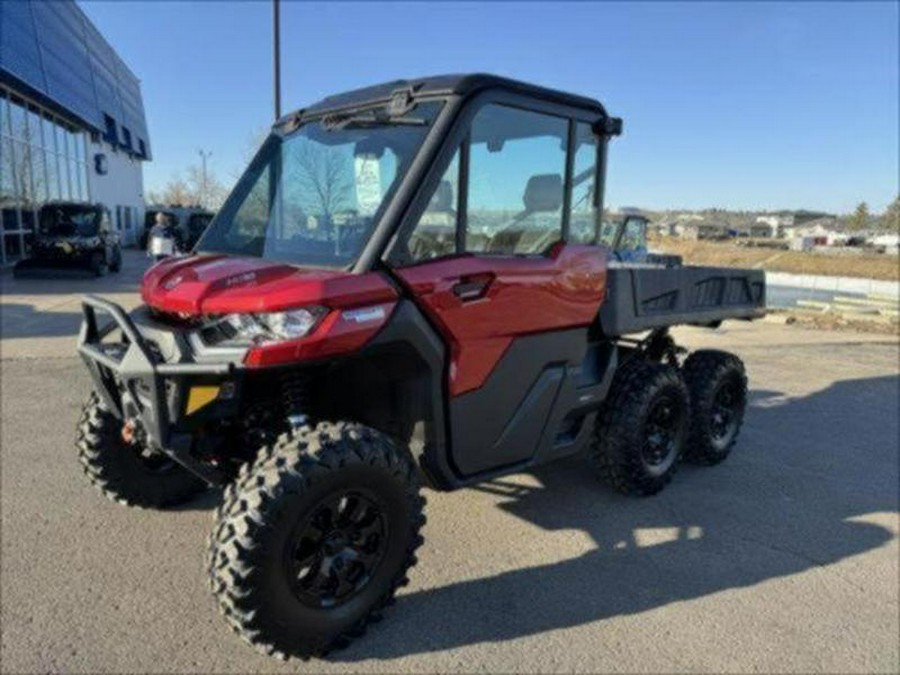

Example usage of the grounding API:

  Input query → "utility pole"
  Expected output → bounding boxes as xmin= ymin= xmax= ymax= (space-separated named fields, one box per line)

xmin=197 ymin=149 xmax=212 ymax=209
xmin=273 ymin=0 xmax=281 ymax=120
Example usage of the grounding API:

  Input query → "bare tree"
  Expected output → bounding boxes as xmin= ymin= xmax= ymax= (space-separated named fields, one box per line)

xmin=291 ymin=142 xmax=352 ymax=224
xmin=147 ymin=177 xmax=192 ymax=207
xmin=148 ymin=165 xmax=229 ymax=210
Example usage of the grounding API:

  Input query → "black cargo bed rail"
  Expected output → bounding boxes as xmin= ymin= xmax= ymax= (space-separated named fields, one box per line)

xmin=598 ymin=266 xmax=766 ymax=336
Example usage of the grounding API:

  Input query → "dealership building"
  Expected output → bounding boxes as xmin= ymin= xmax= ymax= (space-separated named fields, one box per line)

xmin=0 ymin=0 xmax=150 ymax=264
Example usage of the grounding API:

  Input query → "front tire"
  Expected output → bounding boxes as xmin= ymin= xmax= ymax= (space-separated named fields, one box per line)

xmin=682 ymin=350 xmax=748 ymax=465
xmin=208 ymin=421 xmax=425 ymax=660
xmin=75 ymin=392 xmax=207 ymax=507
xmin=589 ymin=360 xmax=689 ymax=496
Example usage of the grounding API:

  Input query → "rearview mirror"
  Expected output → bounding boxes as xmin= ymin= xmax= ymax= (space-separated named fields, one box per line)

xmin=354 ymin=138 xmax=385 ymax=159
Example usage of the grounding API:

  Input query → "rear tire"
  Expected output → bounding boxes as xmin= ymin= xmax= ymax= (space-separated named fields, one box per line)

xmin=589 ymin=359 xmax=689 ymax=496
xmin=76 ymin=392 xmax=207 ymax=507
xmin=208 ymin=421 xmax=425 ymax=660
xmin=682 ymin=350 xmax=748 ymax=465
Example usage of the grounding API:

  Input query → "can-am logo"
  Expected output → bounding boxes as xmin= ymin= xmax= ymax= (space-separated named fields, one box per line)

xmin=163 ymin=274 xmax=184 ymax=290
xmin=224 ymin=271 xmax=257 ymax=287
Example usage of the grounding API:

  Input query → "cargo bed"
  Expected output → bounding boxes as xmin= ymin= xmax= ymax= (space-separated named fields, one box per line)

xmin=598 ymin=265 xmax=766 ymax=336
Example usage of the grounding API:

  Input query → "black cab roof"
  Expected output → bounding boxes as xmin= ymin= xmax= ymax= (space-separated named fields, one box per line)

xmin=281 ymin=73 xmax=610 ymax=123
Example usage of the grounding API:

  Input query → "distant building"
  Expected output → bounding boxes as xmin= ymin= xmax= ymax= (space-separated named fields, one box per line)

xmin=679 ymin=219 xmax=730 ymax=241
xmin=789 ymin=217 xmax=839 ymax=238
xmin=753 ymin=216 xmax=784 ymax=238
xmin=0 ymin=0 xmax=151 ymax=263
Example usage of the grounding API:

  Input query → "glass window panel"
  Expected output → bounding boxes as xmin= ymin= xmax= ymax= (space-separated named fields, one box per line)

xmin=465 ymin=105 xmax=567 ymax=255
xmin=59 ymin=153 xmax=71 ymax=200
xmin=3 ymin=206 xmax=20 ymax=232
xmin=31 ymin=145 xmax=47 ymax=203
xmin=69 ymin=157 xmax=80 ymax=201
xmin=80 ymin=162 xmax=90 ymax=201
xmin=4 ymin=232 xmax=24 ymax=259
xmin=407 ymin=148 xmax=460 ymax=262
xmin=66 ymin=129 xmax=78 ymax=158
xmin=1 ymin=137 xmax=17 ymax=204
xmin=13 ymin=141 xmax=34 ymax=204
xmin=76 ymin=133 xmax=87 ymax=164
xmin=21 ymin=208 xmax=35 ymax=231
xmin=41 ymin=116 xmax=56 ymax=151
xmin=26 ymin=107 xmax=42 ymax=148
xmin=9 ymin=99 xmax=27 ymax=141
xmin=55 ymin=124 xmax=67 ymax=158
xmin=44 ymin=149 xmax=60 ymax=201
xmin=569 ymin=122 xmax=598 ymax=244
xmin=0 ymin=92 xmax=6 ymax=137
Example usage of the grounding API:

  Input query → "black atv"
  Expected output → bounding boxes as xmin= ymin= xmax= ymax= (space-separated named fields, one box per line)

xmin=14 ymin=202 xmax=122 ymax=277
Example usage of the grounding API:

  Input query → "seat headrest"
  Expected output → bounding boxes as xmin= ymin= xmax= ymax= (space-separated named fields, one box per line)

xmin=523 ymin=174 xmax=563 ymax=212
xmin=429 ymin=181 xmax=454 ymax=212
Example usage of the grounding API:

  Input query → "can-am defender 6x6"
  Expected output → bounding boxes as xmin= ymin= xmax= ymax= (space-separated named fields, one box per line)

xmin=76 ymin=74 xmax=765 ymax=659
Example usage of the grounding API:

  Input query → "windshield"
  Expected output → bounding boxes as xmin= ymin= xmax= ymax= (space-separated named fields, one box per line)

xmin=39 ymin=205 xmax=101 ymax=238
xmin=198 ymin=100 xmax=443 ymax=267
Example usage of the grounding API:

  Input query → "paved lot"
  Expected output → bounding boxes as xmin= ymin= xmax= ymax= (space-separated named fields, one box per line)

xmin=1 ymin=252 xmax=898 ymax=673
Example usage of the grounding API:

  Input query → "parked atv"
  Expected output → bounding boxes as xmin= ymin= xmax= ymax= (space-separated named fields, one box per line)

xmin=15 ymin=202 xmax=121 ymax=277
xmin=75 ymin=74 xmax=765 ymax=660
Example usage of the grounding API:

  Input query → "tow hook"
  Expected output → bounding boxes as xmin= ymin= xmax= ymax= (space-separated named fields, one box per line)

xmin=121 ymin=419 xmax=137 ymax=445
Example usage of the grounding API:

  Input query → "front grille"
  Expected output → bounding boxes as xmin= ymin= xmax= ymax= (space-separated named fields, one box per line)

xmin=148 ymin=307 xmax=202 ymax=328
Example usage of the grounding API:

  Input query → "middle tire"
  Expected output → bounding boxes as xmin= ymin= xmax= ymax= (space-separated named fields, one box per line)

xmin=589 ymin=359 xmax=689 ymax=496
xmin=208 ymin=421 xmax=425 ymax=660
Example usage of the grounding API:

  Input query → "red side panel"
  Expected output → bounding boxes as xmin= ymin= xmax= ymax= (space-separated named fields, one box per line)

xmin=394 ymin=243 xmax=607 ymax=396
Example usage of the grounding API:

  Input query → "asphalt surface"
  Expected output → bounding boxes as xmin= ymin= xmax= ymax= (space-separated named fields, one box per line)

xmin=1 ymin=251 xmax=898 ymax=673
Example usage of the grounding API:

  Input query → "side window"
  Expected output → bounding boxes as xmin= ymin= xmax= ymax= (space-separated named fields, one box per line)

xmin=407 ymin=148 xmax=459 ymax=262
xmin=466 ymin=105 xmax=567 ymax=255
xmin=569 ymin=123 xmax=597 ymax=243
xmin=620 ymin=217 xmax=647 ymax=251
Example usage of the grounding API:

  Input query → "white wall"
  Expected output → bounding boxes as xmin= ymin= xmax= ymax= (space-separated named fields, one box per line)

xmin=86 ymin=138 xmax=146 ymax=246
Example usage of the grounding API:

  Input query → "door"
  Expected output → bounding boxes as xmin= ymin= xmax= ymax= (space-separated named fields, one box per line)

xmin=394 ymin=105 xmax=607 ymax=476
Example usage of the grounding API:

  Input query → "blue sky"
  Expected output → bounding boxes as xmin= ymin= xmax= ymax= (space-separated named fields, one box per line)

xmin=80 ymin=1 xmax=898 ymax=214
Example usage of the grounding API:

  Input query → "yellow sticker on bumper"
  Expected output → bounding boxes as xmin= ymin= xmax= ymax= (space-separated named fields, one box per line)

xmin=186 ymin=385 xmax=220 ymax=414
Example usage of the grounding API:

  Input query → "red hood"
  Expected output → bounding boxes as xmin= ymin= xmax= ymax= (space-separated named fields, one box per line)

xmin=141 ymin=255 xmax=397 ymax=315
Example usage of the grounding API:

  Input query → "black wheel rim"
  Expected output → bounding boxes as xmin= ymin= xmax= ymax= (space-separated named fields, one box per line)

xmin=287 ymin=490 xmax=388 ymax=609
xmin=710 ymin=378 xmax=743 ymax=447
xmin=642 ymin=394 xmax=683 ymax=468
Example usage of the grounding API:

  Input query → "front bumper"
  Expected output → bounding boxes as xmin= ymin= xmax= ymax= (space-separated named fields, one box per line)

xmin=77 ymin=295 xmax=244 ymax=484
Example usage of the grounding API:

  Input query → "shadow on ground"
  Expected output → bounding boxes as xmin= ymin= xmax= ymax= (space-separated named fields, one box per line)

xmin=0 ymin=302 xmax=86 ymax=340
xmin=0 ymin=252 xmax=147 ymax=340
xmin=0 ymin=250 xmax=147 ymax=298
xmin=333 ymin=374 xmax=899 ymax=661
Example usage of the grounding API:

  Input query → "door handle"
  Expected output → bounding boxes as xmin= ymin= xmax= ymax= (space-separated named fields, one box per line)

xmin=452 ymin=273 xmax=493 ymax=301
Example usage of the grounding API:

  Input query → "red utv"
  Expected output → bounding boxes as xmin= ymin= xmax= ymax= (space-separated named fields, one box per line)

xmin=76 ymin=74 xmax=765 ymax=659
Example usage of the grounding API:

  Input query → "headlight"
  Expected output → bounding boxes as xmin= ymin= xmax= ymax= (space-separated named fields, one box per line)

xmin=198 ymin=307 xmax=327 ymax=346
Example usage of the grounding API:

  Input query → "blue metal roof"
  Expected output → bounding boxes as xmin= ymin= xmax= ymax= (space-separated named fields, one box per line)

xmin=0 ymin=0 xmax=151 ymax=159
